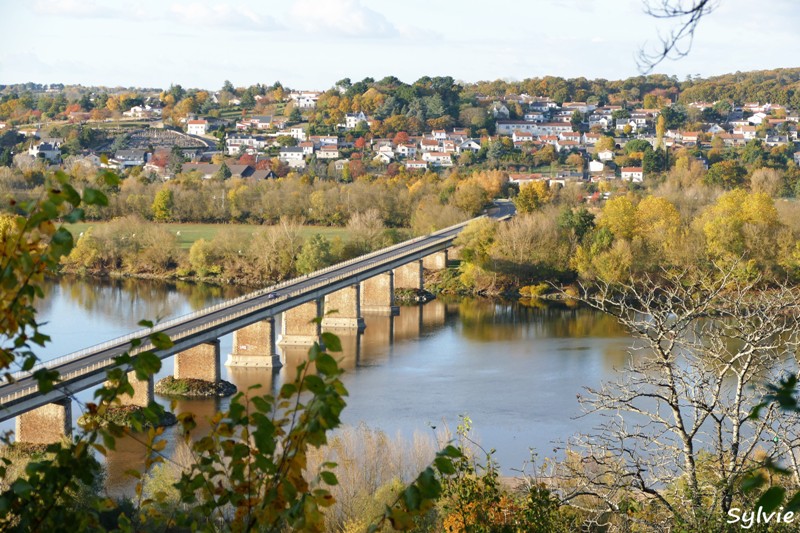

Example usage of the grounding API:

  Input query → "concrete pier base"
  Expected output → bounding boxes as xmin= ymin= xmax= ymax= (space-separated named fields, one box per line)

xmin=322 ymin=285 xmax=366 ymax=331
xmin=227 ymin=318 xmax=281 ymax=368
xmin=108 ymin=371 xmax=154 ymax=408
xmin=394 ymin=260 xmax=424 ymax=290
xmin=16 ymin=399 xmax=72 ymax=444
xmin=280 ymin=299 xmax=323 ymax=346
xmin=422 ymin=250 xmax=448 ymax=270
xmin=175 ymin=340 xmax=220 ymax=382
xmin=361 ymin=271 xmax=399 ymax=315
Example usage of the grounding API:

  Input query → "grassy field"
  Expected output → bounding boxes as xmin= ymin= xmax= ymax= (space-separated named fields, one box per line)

xmin=65 ymin=222 xmax=353 ymax=249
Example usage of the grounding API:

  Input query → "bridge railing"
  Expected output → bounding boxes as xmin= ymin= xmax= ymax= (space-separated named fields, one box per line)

xmin=1 ymin=217 xmax=482 ymax=402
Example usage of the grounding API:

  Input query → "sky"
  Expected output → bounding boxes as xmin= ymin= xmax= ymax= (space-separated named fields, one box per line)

xmin=0 ymin=0 xmax=798 ymax=91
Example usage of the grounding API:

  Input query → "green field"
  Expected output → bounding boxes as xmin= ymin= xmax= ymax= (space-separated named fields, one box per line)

xmin=65 ymin=222 xmax=353 ymax=249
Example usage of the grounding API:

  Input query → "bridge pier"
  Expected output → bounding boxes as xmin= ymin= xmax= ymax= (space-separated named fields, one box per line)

xmin=322 ymin=285 xmax=366 ymax=331
xmin=227 ymin=318 xmax=281 ymax=368
xmin=360 ymin=271 xmax=398 ymax=315
xmin=15 ymin=399 xmax=72 ymax=444
xmin=280 ymin=298 xmax=323 ymax=346
xmin=422 ymin=250 xmax=448 ymax=270
xmin=175 ymin=340 xmax=220 ymax=381
xmin=393 ymin=260 xmax=424 ymax=290
xmin=110 ymin=371 xmax=154 ymax=408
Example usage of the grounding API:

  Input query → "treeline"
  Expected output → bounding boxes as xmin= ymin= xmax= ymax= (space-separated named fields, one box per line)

xmin=4 ymin=68 xmax=800 ymax=128
xmin=450 ymin=184 xmax=800 ymax=294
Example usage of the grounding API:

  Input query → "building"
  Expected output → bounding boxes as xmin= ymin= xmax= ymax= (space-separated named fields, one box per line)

xmin=621 ymin=167 xmax=644 ymax=182
xmin=187 ymin=119 xmax=208 ymax=136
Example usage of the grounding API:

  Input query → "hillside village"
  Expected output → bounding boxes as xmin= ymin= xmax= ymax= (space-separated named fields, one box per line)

xmin=2 ymin=72 xmax=800 ymax=201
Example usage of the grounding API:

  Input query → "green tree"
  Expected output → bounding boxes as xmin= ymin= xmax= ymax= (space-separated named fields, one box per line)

xmin=151 ymin=186 xmax=174 ymax=222
xmin=213 ymin=162 xmax=232 ymax=181
xmin=704 ymin=160 xmax=747 ymax=188
xmin=296 ymin=233 xmax=333 ymax=274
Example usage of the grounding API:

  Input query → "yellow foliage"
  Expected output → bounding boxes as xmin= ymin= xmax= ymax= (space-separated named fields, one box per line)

xmin=599 ymin=195 xmax=637 ymax=240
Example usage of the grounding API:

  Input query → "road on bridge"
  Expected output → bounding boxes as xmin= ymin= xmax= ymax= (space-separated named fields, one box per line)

xmin=0 ymin=205 xmax=514 ymax=420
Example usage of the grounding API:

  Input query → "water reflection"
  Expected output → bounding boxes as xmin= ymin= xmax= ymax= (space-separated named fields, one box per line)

xmin=23 ymin=278 xmax=639 ymax=497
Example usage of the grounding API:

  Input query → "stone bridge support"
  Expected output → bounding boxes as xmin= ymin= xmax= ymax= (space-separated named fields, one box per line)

xmin=16 ymin=398 xmax=72 ymax=444
xmin=422 ymin=250 xmax=448 ymax=270
xmin=360 ymin=272 xmax=398 ymax=315
xmin=112 ymin=371 xmax=154 ymax=408
xmin=322 ymin=285 xmax=365 ymax=331
xmin=175 ymin=340 xmax=220 ymax=381
xmin=227 ymin=318 xmax=281 ymax=368
xmin=280 ymin=298 xmax=323 ymax=346
xmin=394 ymin=260 xmax=423 ymax=291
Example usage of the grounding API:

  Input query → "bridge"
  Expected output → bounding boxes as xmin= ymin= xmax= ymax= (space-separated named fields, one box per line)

xmin=2 ymin=208 xmax=512 ymax=443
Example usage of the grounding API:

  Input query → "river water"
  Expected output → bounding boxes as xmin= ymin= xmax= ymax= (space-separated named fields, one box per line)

xmin=15 ymin=277 xmax=634 ymax=495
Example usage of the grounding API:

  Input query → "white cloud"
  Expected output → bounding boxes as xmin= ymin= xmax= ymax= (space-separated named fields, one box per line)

xmin=289 ymin=0 xmax=397 ymax=38
xmin=170 ymin=3 xmax=279 ymax=31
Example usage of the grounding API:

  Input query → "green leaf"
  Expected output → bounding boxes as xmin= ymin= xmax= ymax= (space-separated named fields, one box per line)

xmin=784 ymin=490 xmax=800 ymax=512
xmin=314 ymin=353 xmax=338 ymax=376
xmin=434 ymin=456 xmax=456 ymax=475
xmin=149 ymin=332 xmax=173 ymax=350
xmin=741 ymin=472 xmax=766 ymax=492
xmin=11 ymin=478 xmax=32 ymax=496
xmin=83 ymin=188 xmax=108 ymax=206
xmin=756 ymin=486 xmax=786 ymax=514
xmin=321 ymin=332 xmax=342 ymax=352
xmin=51 ymin=227 xmax=73 ymax=246
xmin=64 ymin=208 xmax=85 ymax=223
xmin=320 ymin=471 xmax=338 ymax=486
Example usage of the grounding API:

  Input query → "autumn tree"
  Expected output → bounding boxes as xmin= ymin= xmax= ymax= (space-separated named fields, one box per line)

xmin=514 ymin=181 xmax=552 ymax=214
xmin=151 ymin=186 xmax=174 ymax=222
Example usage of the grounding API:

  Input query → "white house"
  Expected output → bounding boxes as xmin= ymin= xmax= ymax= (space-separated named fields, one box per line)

xmin=288 ymin=125 xmax=307 ymax=142
xmin=422 ymin=151 xmax=453 ymax=167
xmin=457 ymin=139 xmax=481 ymax=153
xmin=343 ymin=111 xmax=368 ymax=130
xmin=512 ymin=131 xmax=534 ymax=143
xmin=317 ymin=145 xmax=340 ymax=159
xmin=112 ymin=149 xmax=147 ymax=168
xmin=588 ymin=160 xmax=605 ymax=173
xmin=298 ymin=141 xmax=315 ymax=156
xmin=279 ymin=146 xmax=305 ymax=168
xmin=28 ymin=140 xmax=61 ymax=162
xmin=793 ymin=151 xmax=800 ymax=165
xmin=290 ymin=91 xmax=320 ymax=109
xmin=226 ymin=134 xmax=269 ymax=155
xmin=405 ymin=160 xmax=427 ymax=169
xmin=396 ymin=143 xmax=417 ymax=158
xmin=310 ymin=135 xmax=338 ymax=147
xmin=621 ymin=166 xmax=644 ymax=182
xmin=597 ymin=149 xmax=615 ymax=162
xmin=187 ymin=119 xmax=208 ymax=136
xmin=373 ymin=152 xmax=394 ymax=164
xmin=420 ymin=138 xmax=440 ymax=152
xmin=524 ymin=111 xmax=546 ymax=122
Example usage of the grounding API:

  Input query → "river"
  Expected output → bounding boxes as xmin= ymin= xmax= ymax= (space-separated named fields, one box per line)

xmin=15 ymin=277 xmax=634 ymax=495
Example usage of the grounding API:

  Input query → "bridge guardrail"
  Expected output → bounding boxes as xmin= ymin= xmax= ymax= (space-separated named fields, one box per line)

xmin=1 ymin=217 xmax=481 ymax=403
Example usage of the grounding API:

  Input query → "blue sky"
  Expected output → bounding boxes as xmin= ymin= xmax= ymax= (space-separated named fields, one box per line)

xmin=0 ymin=0 xmax=798 ymax=91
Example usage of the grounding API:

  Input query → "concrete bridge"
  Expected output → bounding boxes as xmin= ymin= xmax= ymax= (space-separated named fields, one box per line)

xmin=1 ymin=210 xmax=511 ymax=443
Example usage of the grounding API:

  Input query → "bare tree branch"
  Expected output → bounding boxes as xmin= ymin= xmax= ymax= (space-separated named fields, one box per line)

xmin=638 ymin=0 xmax=721 ymax=73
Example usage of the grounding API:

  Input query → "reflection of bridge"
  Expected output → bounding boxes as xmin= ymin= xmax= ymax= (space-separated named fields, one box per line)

xmin=2 ymin=212 xmax=511 ymax=443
